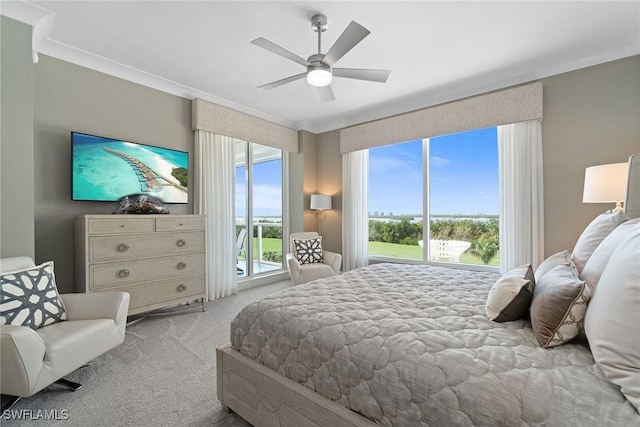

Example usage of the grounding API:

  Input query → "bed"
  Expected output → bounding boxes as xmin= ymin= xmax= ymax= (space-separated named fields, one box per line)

xmin=217 ymin=154 xmax=640 ymax=426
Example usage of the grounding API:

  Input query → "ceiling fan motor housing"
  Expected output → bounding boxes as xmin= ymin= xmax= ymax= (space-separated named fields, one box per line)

xmin=311 ymin=14 xmax=328 ymax=32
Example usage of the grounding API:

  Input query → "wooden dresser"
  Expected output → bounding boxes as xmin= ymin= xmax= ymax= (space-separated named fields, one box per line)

xmin=75 ymin=214 xmax=206 ymax=315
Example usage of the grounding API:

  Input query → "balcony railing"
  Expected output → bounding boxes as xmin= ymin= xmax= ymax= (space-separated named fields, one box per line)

xmin=236 ymin=221 xmax=283 ymax=275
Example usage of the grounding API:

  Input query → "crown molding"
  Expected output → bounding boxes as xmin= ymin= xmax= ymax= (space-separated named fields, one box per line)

xmin=1 ymin=1 xmax=297 ymax=131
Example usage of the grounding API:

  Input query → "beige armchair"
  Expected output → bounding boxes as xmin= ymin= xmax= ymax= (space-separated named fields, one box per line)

xmin=286 ymin=232 xmax=342 ymax=285
xmin=0 ymin=257 xmax=130 ymax=410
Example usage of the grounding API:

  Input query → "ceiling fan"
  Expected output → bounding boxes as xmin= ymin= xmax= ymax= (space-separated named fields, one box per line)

xmin=251 ymin=14 xmax=391 ymax=102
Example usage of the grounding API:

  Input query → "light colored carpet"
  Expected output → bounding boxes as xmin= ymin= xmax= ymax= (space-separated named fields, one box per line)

xmin=2 ymin=279 xmax=294 ymax=426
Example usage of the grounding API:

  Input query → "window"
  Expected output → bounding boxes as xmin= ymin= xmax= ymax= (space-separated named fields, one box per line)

xmin=235 ymin=141 xmax=284 ymax=278
xmin=368 ymin=127 xmax=499 ymax=268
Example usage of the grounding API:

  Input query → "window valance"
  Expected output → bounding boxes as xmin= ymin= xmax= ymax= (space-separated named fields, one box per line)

xmin=340 ymin=82 xmax=543 ymax=153
xmin=191 ymin=98 xmax=298 ymax=152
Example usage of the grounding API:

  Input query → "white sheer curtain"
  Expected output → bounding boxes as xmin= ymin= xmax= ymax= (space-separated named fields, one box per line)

xmin=498 ymin=119 xmax=544 ymax=273
xmin=342 ymin=149 xmax=369 ymax=271
xmin=195 ymin=130 xmax=238 ymax=299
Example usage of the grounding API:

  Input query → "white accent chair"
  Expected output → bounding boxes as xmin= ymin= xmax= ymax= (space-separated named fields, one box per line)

xmin=0 ymin=257 xmax=130 ymax=409
xmin=286 ymin=232 xmax=342 ymax=285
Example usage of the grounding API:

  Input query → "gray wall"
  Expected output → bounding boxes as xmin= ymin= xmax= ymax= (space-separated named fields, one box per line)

xmin=1 ymin=17 xmax=35 ymax=259
xmin=300 ymin=130 xmax=318 ymax=232
xmin=315 ymin=130 xmax=342 ymax=255
xmin=34 ymin=56 xmax=193 ymax=292
xmin=542 ymin=55 xmax=640 ymax=255
xmin=6 ymin=26 xmax=638 ymax=288
xmin=316 ymin=56 xmax=640 ymax=259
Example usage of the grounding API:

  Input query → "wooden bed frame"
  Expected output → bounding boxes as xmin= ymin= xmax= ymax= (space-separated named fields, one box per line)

xmin=216 ymin=343 xmax=376 ymax=427
xmin=217 ymin=154 xmax=640 ymax=427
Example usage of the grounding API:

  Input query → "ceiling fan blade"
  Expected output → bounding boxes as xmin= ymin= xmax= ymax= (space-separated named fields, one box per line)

xmin=258 ymin=73 xmax=306 ymax=90
xmin=333 ymin=68 xmax=391 ymax=83
xmin=258 ymin=73 xmax=307 ymax=90
xmin=319 ymin=85 xmax=336 ymax=102
xmin=251 ymin=37 xmax=310 ymax=67
xmin=323 ymin=21 xmax=370 ymax=66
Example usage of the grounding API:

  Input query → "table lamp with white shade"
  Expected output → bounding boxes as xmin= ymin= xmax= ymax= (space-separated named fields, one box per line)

xmin=582 ymin=162 xmax=629 ymax=212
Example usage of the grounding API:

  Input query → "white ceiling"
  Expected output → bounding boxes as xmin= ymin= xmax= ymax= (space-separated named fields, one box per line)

xmin=3 ymin=1 xmax=640 ymax=133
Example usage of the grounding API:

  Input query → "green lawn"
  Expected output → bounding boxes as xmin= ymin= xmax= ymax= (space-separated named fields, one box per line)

xmin=237 ymin=238 xmax=283 ymax=261
xmin=369 ymin=241 xmax=499 ymax=266
xmin=242 ymin=238 xmax=498 ymax=266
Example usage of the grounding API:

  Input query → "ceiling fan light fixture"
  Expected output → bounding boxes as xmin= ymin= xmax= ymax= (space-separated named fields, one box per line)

xmin=307 ymin=67 xmax=332 ymax=87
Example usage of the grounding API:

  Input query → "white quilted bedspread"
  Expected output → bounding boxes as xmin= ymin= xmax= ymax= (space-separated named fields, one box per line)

xmin=231 ymin=263 xmax=638 ymax=426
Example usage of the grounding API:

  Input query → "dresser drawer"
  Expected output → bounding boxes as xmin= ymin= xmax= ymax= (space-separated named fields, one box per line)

xmin=156 ymin=216 xmax=205 ymax=231
xmin=89 ymin=253 xmax=204 ymax=290
xmin=89 ymin=231 xmax=204 ymax=262
xmin=87 ymin=217 xmax=155 ymax=235
xmin=123 ymin=275 xmax=205 ymax=311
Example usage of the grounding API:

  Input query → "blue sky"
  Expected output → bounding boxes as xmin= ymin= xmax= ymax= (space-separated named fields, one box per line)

xmin=236 ymin=159 xmax=283 ymax=217
xmin=369 ymin=127 xmax=498 ymax=216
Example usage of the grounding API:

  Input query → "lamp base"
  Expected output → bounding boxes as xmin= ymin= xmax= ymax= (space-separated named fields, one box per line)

xmin=314 ymin=210 xmax=327 ymax=236
xmin=609 ymin=201 xmax=624 ymax=213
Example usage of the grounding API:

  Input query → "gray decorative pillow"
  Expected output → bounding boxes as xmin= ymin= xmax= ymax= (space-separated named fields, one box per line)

xmin=486 ymin=264 xmax=534 ymax=322
xmin=585 ymin=225 xmax=640 ymax=412
xmin=530 ymin=262 xmax=590 ymax=348
xmin=293 ymin=237 xmax=324 ymax=264
xmin=534 ymin=250 xmax=571 ymax=283
xmin=0 ymin=261 xmax=67 ymax=329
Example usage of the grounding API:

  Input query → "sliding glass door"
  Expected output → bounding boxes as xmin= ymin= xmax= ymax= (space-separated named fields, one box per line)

xmin=235 ymin=140 xmax=284 ymax=278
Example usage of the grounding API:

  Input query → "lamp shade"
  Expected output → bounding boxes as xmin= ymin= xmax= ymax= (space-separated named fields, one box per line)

xmin=582 ymin=162 xmax=628 ymax=203
xmin=310 ymin=194 xmax=332 ymax=210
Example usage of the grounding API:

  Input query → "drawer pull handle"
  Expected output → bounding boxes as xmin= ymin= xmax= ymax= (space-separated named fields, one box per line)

xmin=177 ymin=262 xmax=187 ymax=270
xmin=176 ymin=284 xmax=187 ymax=292
xmin=118 ymin=269 xmax=130 ymax=278
xmin=176 ymin=239 xmax=187 ymax=247
xmin=118 ymin=243 xmax=130 ymax=252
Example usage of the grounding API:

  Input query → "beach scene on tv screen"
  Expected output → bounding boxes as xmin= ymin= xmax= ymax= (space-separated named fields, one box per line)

xmin=73 ymin=133 xmax=188 ymax=203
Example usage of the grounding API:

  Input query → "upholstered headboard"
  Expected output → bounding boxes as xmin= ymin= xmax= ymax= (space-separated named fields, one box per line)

xmin=625 ymin=153 xmax=640 ymax=219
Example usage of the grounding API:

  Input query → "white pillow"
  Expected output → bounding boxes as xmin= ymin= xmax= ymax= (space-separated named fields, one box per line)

xmin=534 ymin=250 xmax=571 ymax=283
xmin=580 ymin=218 xmax=640 ymax=292
xmin=571 ymin=211 xmax=629 ymax=274
xmin=584 ymin=225 xmax=640 ymax=412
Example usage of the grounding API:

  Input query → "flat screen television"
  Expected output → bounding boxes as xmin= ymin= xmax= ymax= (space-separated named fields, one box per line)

xmin=72 ymin=132 xmax=189 ymax=203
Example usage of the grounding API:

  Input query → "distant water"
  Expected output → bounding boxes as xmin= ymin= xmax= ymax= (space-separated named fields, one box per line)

xmin=73 ymin=138 xmax=187 ymax=202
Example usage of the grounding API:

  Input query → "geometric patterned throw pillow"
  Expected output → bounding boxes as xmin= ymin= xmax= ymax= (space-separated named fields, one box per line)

xmin=293 ymin=237 xmax=324 ymax=265
xmin=530 ymin=262 xmax=590 ymax=348
xmin=0 ymin=261 xmax=67 ymax=329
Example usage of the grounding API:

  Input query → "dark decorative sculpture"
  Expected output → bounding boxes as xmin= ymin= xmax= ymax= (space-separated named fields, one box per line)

xmin=112 ymin=194 xmax=170 ymax=214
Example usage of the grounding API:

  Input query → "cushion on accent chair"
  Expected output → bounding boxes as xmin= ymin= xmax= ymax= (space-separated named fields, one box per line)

xmin=486 ymin=264 xmax=534 ymax=322
xmin=293 ymin=237 xmax=324 ymax=264
xmin=571 ymin=210 xmax=629 ymax=274
xmin=585 ymin=224 xmax=640 ymax=412
xmin=530 ymin=262 xmax=590 ymax=348
xmin=0 ymin=261 xmax=67 ymax=330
